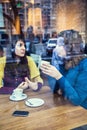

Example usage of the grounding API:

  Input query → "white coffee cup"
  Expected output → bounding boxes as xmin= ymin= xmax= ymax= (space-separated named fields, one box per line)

xmin=12 ymin=88 xmax=23 ymax=98
xmin=41 ymin=60 xmax=50 ymax=65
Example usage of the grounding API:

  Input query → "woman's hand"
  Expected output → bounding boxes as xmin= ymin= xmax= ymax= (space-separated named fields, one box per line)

xmin=25 ymin=77 xmax=38 ymax=90
xmin=17 ymin=82 xmax=28 ymax=90
xmin=40 ymin=63 xmax=62 ymax=80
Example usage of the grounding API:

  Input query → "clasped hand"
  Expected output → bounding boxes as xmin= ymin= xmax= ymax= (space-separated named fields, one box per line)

xmin=18 ymin=77 xmax=38 ymax=90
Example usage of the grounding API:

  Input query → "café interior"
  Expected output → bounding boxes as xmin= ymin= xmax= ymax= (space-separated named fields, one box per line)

xmin=0 ymin=0 xmax=87 ymax=130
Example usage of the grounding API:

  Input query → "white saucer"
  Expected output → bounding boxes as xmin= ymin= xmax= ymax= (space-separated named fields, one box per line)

xmin=9 ymin=94 xmax=27 ymax=101
xmin=25 ymin=98 xmax=44 ymax=107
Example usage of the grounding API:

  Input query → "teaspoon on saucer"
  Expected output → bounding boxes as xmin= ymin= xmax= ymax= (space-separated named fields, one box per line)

xmin=27 ymin=100 xmax=33 ymax=105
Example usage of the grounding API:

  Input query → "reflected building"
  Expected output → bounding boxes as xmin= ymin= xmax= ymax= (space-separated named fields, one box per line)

xmin=0 ymin=0 xmax=57 ymax=38
xmin=41 ymin=0 xmax=57 ymax=36
xmin=0 ymin=0 xmax=87 ymax=43
xmin=56 ymin=0 xmax=87 ymax=43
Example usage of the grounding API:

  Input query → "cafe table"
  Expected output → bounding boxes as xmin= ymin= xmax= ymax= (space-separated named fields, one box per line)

xmin=0 ymin=86 xmax=87 ymax=130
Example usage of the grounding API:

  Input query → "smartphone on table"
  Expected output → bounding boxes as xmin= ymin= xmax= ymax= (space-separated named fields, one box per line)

xmin=12 ymin=110 xmax=29 ymax=117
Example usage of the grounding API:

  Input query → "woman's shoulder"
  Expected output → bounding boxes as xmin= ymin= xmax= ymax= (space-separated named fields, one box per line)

xmin=26 ymin=56 xmax=34 ymax=62
xmin=80 ymin=58 xmax=87 ymax=64
xmin=26 ymin=56 xmax=36 ymax=66
xmin=0 ymin=56 xmax=6 ymax=69
xmin=79 ymin=58 xmax=87 ymax=70
xmin=0 ymin=56 xmax=6 ymax=63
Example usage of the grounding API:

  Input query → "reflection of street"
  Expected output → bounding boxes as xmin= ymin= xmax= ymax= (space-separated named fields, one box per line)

xmin=31 ymin=44 xmax=46 ymax=56
xmin=30 ymin=43 xmax=52 ymax=62
xmin=30 ymin=43 xmax=52 ymax=61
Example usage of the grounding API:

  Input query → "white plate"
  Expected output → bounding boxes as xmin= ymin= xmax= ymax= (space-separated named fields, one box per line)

xmin=9 ymin=94 xmax=27 ymax=101
xmin=25 ymin=98 xmax=44 ymax=107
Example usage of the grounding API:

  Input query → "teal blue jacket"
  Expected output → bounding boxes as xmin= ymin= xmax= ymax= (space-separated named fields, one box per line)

xmin=49 ymin=58 xmax=87 ymax=109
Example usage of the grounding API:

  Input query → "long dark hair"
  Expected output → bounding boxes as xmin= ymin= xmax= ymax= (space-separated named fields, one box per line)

xmin=3 ymin=39 xmax=30 ymax=87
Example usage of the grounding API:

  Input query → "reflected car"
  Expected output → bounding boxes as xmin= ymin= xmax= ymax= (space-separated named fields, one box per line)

xmin=46 ymin=38 xmax=57 ymax=55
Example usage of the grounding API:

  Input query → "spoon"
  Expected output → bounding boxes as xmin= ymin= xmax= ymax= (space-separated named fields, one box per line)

xmin=27 ymin=100 xmax=33 ymax=105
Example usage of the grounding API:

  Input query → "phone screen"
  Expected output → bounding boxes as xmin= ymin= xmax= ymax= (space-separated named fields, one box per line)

xmin=12 ymin=110 xmax=29 ymax=117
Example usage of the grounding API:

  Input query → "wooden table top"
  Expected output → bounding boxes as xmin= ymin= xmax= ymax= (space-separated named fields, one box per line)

xmin=0 ymin=86 xmax=87 ymax=130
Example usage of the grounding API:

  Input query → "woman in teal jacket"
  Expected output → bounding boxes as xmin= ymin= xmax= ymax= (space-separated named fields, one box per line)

xmin=40 ymin=50 xmax=87 ymax=109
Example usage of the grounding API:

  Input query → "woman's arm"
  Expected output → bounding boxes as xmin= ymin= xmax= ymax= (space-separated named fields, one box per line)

xmin=0 ymin=87 xmax=14 ymax=94
xmin=57 ymin=76 xmax=81 ymax=105
xmin=40 ymin=63 xmax=86 ymax=106
xmin=0 ymin=57 xmax=6 ymax=87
